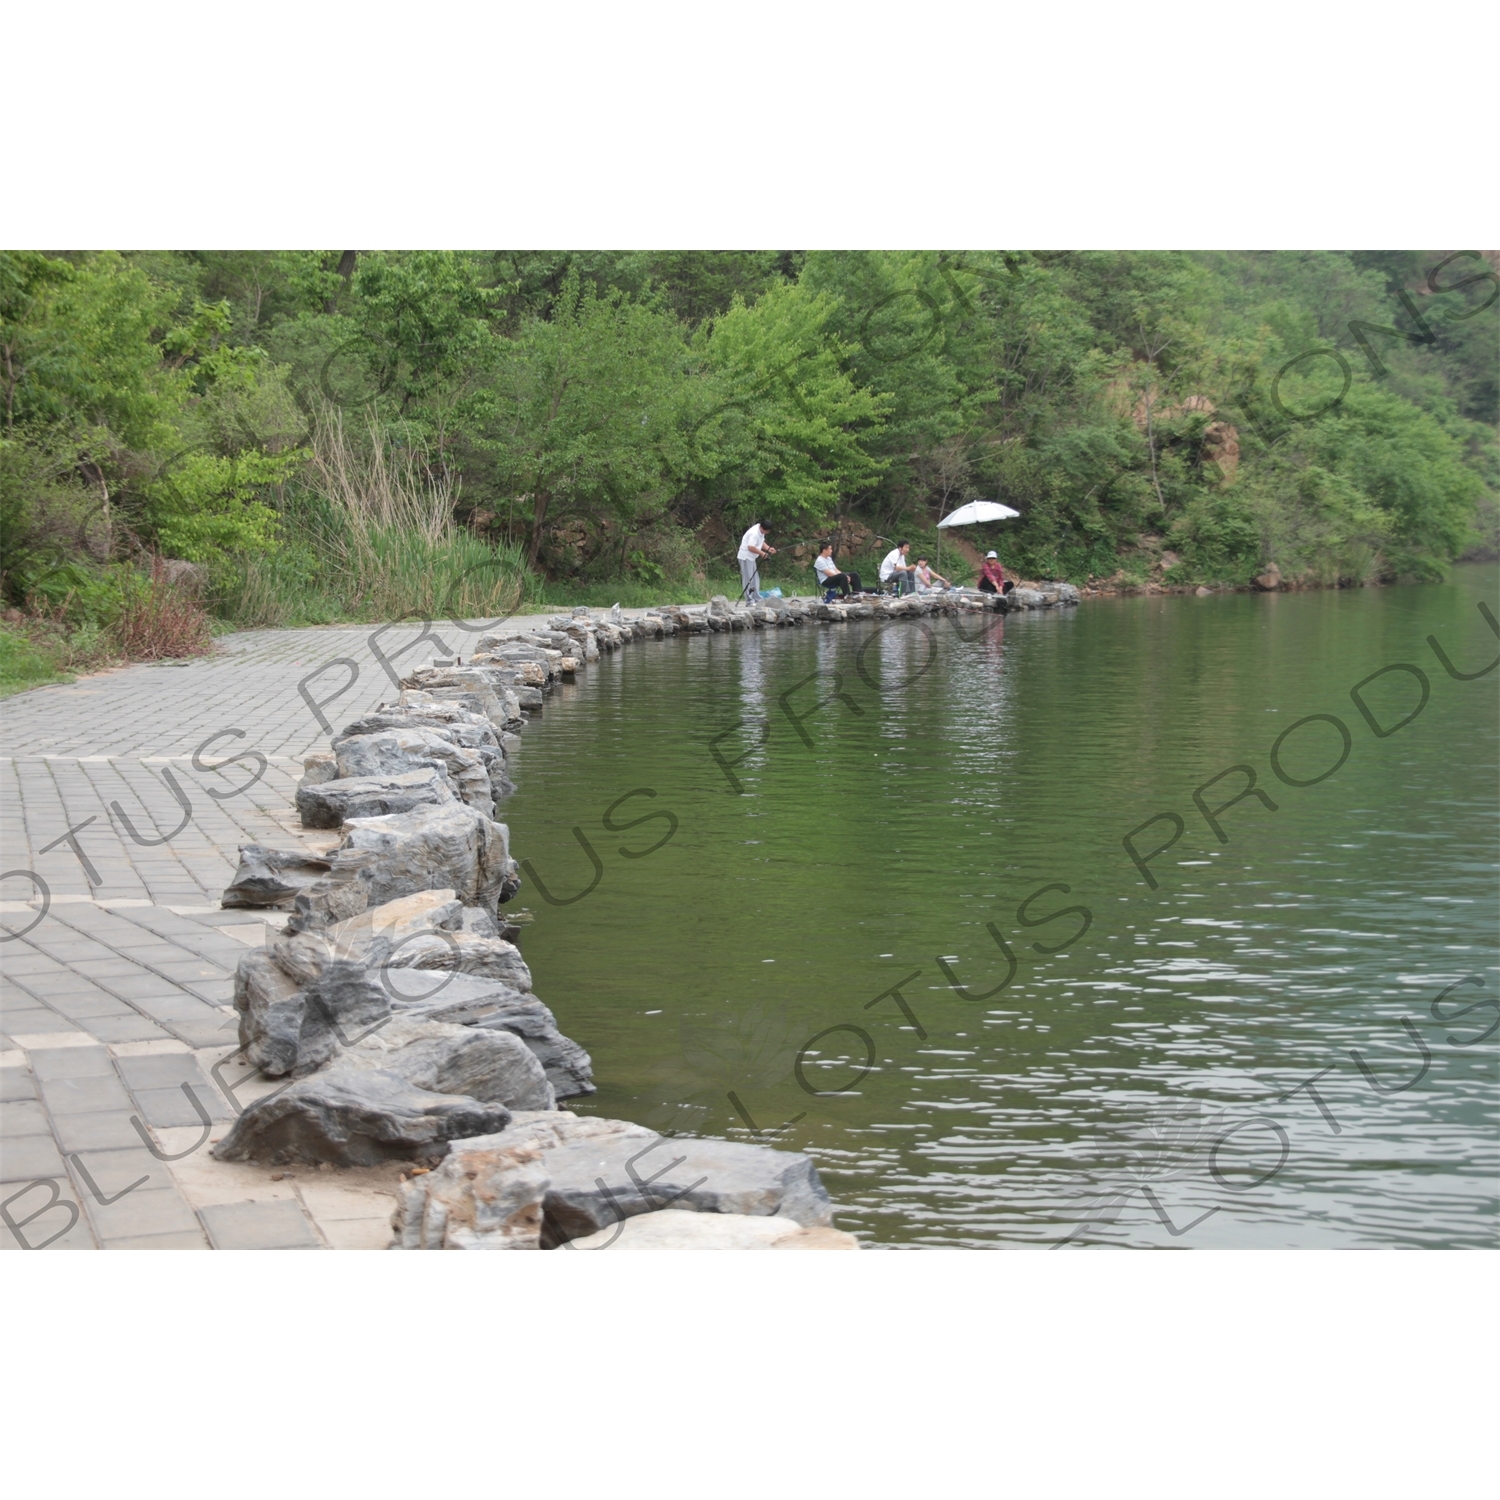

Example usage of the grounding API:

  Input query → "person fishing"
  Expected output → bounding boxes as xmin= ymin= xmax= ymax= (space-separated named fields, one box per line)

xmin=737 ymin=519 xmax=775 ymax=600
xmin=978 ymin=550 xmax=1012 ymax=595
xmin=879 ymin=540 xmax=917 ymax=595
xmin=814 ymin=542 xmax=862 ymax=599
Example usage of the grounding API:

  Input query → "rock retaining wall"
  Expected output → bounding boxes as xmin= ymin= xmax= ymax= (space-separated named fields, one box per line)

xmin=214 ymin=587 xmax=1078 ymax=1246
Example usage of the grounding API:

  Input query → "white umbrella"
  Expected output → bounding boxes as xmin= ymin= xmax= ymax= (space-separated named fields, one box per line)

xmin=935 ymin=499 xmax=1019 ymax=586
xmin=937 ymin=499 xmax=1021 ymax=527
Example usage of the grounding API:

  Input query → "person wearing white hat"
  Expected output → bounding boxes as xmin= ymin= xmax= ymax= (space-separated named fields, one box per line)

xmin=978 ymin=550 xmax=1011 ymax=595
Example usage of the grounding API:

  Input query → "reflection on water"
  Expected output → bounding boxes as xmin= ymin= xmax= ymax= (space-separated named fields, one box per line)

xmin=503 ymin=569 xmax=1500 ymax=1248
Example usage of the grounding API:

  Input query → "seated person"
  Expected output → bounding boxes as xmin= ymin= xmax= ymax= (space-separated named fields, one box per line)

xmin=913 ymin=556 xmax=951 ymax=592
xmin=978 ymin=550 xmax=1013 ymax=594
xmin=879 ymin=540 xmax=918 ymax=595
xmin=814 ymin=543 xmax=862 ymax=598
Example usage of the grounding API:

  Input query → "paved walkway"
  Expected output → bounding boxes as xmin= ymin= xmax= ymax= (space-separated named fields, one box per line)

xmin=0 ymin=610 xmax=645 ymax=1249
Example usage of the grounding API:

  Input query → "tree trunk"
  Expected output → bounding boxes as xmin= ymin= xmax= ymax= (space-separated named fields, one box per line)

xmin=526 ymin=491 xmax=551 ymax=572
xmin=325 ymin=252 xmax=358 ymax=314
xmin=1143 ymin=386 xmax=1166 ymax=513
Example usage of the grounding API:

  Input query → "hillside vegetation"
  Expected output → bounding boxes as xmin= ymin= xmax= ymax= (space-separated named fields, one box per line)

xmin=2 ymin=249 xmax=1494 ymax=687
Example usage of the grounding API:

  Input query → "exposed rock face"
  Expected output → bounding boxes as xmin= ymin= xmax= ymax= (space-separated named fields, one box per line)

xmin=390 ymin=973 xmax=594 ymax=1099
xmin=212 ymin=1063 xmax=512 ymax=1167
xmin=288 ymin=803 xmax=520 ymax=932
xmin=383 ymin=930 xmax=533 ymax=992
xmin=273 ymin=889 xmax=466 ymax=981
xmin=1203 ymin=420 xmax=1240 ymax=484
xmin=301 ymin=752 xmax=338 ymax=786
xmin=234 ymin=951 xmax=390 ymax=1077
xmin=333 ymin=728 xmax=495 ymax=814
xmin=214 ymin=1018 xmax=556 ymax=1167
xmin=230 ymin=891 xmax=585 ymax=1095
xmin=345 ymin=1016 xmax=555 ymax=1111
xmin=296 ymin=767 xmax=456 ymax=829
xmin=390 ymin=1114 xmax=648 ymax=1248
xmin=565 ymin=1209 xmax=859 ymax=1250
xmin=537 ymin=1132 xmax=835 ymax=1246
xmin=234 ymin=948 xmax=317 ymax=1075
xmin=391 ymin=1134 xmax=550 ymax=1249
xmin=1254 ymin=562 xmax=1282 ymax=591
xmin=221 ymin=845 xmax=334 ymax=909
xmin=386 ymin=1114 xmax=839 ymax=1249
xmin=399 ymin=668 xmax=515 ymax=729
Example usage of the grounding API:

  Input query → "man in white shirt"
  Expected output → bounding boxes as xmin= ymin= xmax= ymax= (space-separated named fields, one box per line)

xmin=737 ymin=520 xmax=775 ymax=600
xmin=813 ymin=542 xmax=862 ymax=598
xmin=878 ymin=540 xmax=916 ymax=595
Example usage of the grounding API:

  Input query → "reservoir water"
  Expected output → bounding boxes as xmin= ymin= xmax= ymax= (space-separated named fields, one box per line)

xmin=502 ymin=568 xmax=1499 ymax=1248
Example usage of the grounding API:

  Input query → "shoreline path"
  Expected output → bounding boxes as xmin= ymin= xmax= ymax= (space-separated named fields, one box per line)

xmin=0 ymin=610 xmax=656 ymax=1250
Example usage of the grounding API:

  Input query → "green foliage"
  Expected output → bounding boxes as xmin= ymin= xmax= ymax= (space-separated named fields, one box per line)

xmin=144 ymin=448 xmax=296 ymax=561
xmin=692 ymin=281 xmax=890 ymax=526
xmin=0 ymin=625 xmax=75 ymax=696
xmin=476 ymin=272 xmax=690 ymax=567
xmin=0 ymin=245 xmax=1492 ymax=645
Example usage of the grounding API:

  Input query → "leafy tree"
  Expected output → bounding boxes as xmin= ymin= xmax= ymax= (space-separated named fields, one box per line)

xmin=691 ymin=280 xmax=890 ymax=528
xmin=478 ymin=273 xmax=690 ymax=569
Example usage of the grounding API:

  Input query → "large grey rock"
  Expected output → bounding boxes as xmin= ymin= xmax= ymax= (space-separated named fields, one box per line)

xmin=233 ymin=948 xmax=315 ymax=1075
xmin=333 ymin=728 xmax=494 ymax=814
xmin=211 ymin=1063 xmax=511 ymax=1167
xmin=383 ymin=930 xmax=533 ymax=992
xmin=341 ymin=700 xmax=498 ymax=747
xmin=233 ymin=951 xmax=390 ymax=1077
xmin=390 ymin=1133 xmax=549 ymax=1249
xmin=565 ymin=1209 xmax=859 ymax=1251
xmin=221 ymin=845 xmax=332 ymax=909
xmin=273 ymin=889 xmax=465 ymax=982
xmin=337 ymin=703 xmax=515 ymax=802
xmin=391 ymin=972 xmax=594 ymax=1098
xmin=300 ymin=752 xmax=337 ymax=785
xmin=287 ymin=803 xmax=520 ymax=932
xmin=537 ymin=1132 xmax=835 ymax=1246
xmin=399 ymin=668 xmax=512 ymax=728
xmin=345 ymin=1016 xmax=554 ymax=1111
xmin=296 ymin=767 xmax=456 ymax=829
xmin=1034 ymin=580 xmax=1081 ymax=604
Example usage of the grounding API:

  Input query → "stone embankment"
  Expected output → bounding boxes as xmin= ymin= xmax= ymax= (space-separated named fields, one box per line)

xmin=212 ymin=586 xmax=1079 ymax=1248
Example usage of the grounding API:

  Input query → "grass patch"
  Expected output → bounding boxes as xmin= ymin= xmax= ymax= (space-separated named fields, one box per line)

xmin=0 ymin=626 xmax=75 ymax=696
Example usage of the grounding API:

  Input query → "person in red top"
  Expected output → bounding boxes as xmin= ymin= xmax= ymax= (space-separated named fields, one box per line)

xmin=978 ymin=550 xmax=1012 ymax=595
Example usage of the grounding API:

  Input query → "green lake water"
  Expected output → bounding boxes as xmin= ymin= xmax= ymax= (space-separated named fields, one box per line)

xmin=500 ymin=567 xmax=1499 ymax=1248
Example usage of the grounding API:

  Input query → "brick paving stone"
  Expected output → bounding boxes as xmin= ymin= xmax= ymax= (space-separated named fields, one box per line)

xmin=28 ymin=1047 xmax=114 ymax=1081
xmin=85 ymin=1187 xmax=203 ymax=1242
xmin=63 ymin=1145 xmax=175 ymax=1195
xmin=0 ymin=1133 xmax=68 ymax=1182
xmin=200 ymin=1199 xmax=322 ymax=1250
xmin=0 ymin=1185 xmax=97 ymax=1249
xmin=164 ymin=1016 xmax=238 ymax=1047
xmin=38 ymin=1074 xmax=135 ymax=1116
xmin=39 ymin=993 xmax=138 ymax=1023
xmin=50 ymin=1110 xmax=145 ymax=1153
xmin=86 ymin=1017 xmax=173 ymax=1044
xmin=130 ymin=1085 xmax=232 ymax=1128
xmin=113 ymin=989 xmax=211 ymax=1016
xmin=0 ymin=1010 xmax=66 ymax=1036
xmin=11 ymin=972 xmax=114 ymax=998
xmin=0 ymin=1066 xmax=37 ymax=1102
xmin=115 ymin=1053 xmax=214 ymax=1091
xmin=0 ymin=1100 xmax=51 ymax=1136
